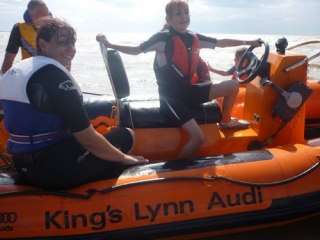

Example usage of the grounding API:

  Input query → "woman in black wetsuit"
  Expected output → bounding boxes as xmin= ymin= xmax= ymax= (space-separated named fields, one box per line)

xmin=0 ymin=17 xmax=148 ymax=189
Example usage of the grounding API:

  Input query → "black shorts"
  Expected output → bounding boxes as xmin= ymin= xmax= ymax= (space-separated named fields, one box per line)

xmin=160 ymin=82 xmax=212 ymax=126
xmin=13 ymin=128 xmax=134 ymax=189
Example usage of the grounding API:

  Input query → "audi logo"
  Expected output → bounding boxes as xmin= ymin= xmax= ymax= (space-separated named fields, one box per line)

xmin=0 ymin=212 xmax=17 ymax=223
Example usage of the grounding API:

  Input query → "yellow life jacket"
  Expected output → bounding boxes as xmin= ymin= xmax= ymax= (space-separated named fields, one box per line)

xmin=18 ymin=21 xmax=37 ymax=59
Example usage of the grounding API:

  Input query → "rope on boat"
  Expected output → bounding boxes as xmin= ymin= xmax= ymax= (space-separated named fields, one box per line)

xmin=210 ymin=160 xmax=320 ymax=187
xmin=287 ymin=40 xmax=320 ymax=50
xmin=0 ymin=161 xmax=319 ymax=200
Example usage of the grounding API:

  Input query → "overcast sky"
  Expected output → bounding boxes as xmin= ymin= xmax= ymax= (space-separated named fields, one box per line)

xmin=0 ymin=0 xmax=319 ymax=35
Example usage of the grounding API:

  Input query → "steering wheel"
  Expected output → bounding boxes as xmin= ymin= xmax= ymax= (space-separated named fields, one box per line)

xmin=236 ymin=40 xmax=269 ymax=84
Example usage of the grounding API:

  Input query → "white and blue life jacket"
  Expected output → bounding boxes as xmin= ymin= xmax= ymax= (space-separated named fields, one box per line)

xmin=0 ymin=56 xmax=82 ymax=153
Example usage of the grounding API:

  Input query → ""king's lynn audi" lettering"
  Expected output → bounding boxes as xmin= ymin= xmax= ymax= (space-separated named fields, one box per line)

xmin=45 ymin=206 xmax=122 ymax=230
xmin=207 ymin=187 xmax=263 ymax=209
xmin=45 ymin=187 xmax=264 ymax=230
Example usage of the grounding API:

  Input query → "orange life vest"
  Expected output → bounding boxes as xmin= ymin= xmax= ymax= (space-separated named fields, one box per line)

xmin=190 ymin=58 xmax=211 ymax=84
xmin=171 ymin=34 xmax=200 ymax=80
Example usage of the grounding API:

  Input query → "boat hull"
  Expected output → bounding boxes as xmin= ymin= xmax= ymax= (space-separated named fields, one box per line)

xmin=1 ymin=143 xmax=320 ymax=239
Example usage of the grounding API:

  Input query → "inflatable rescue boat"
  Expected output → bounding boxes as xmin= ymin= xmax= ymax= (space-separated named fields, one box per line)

xmin=0 ymin=39 xmax=320 ymax=239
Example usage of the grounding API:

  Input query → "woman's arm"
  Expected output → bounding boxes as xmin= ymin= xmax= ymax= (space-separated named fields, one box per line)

xmin=74 ymin=125 xmax=148 ymax=165
xmin=96 ymin=33 xmax=142 ymax=55
xmin=216 ymin=39 xmax=261 ymax=48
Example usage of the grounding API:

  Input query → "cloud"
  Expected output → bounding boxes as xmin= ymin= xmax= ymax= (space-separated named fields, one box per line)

xmin=0 ymin=0 xmax=319 ymax=35
xmin=189 ymin=0 xmax=320 ymax=35
xmin=44 ymin=0 xmax=168 ymax=32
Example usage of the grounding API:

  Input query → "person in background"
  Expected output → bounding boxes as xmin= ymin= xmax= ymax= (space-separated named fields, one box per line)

xmin=208 ymin=47 xmax=248 ymax=87
xmin=96 ymin=0 xmax=261 ymax=159
xmin=1 ymin=0 xmax=51 ymax=74
xmin=0 ymin=17 xmax=148 ymax=189
xmin=190 ymin=58 xmax=211 ymax=84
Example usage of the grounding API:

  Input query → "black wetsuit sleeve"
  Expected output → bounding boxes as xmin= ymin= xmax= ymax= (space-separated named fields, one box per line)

xmin=5 ymin=23 xmax=21 ymax=54
xmin=140 ymin=32 xmax=168 ymax=53
xmin=196 ymin=33 xmax=217 ymax=49
xmin=27 ymin=64 xmax=91 ymax=132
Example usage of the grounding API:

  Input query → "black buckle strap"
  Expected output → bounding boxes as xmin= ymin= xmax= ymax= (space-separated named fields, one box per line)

xmin=12 ymin=153 xmax=34 ymax=164
xmin=12 ymin=149 xmax=45 ymax=165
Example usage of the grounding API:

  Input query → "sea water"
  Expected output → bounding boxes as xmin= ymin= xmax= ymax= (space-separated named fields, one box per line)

xmin=0 ymin=32 xmax=319 ymax=97
xmin=1 ymin=32 xmax=320 ymax=239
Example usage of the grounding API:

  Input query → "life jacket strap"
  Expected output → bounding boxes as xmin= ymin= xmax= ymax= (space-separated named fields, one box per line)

xmin=9 ymin=129 xmax=71 ymax=144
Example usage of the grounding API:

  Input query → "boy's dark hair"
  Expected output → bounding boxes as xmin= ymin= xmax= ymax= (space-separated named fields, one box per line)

xmin=235 ymin=47 xmax=248 ymax=58
xmin=235 ymin=47 xmax=248 ymax=59
xmin=27 ymin=0 xmax=46 ymax=11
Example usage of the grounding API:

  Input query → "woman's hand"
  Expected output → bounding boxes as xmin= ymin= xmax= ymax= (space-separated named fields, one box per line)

xmin=250 ymin=38 xmax=262 ymax=47
xmin=96 ymin=33 xmax=110 ymax=47
xmin=95 ymin=34 xmax=142 ymax=55
xmin=122 ymin=155 xmax=149 ymax=165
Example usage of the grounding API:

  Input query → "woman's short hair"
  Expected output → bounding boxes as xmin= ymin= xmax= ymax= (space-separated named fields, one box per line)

xmin=36 ymin=17 xmax=76 ymax=55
